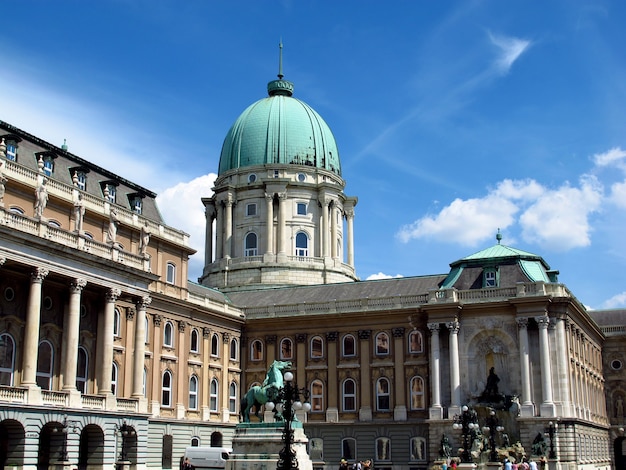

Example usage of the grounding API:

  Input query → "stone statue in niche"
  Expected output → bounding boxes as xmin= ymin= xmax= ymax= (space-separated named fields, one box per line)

xmin=479 ymin=367 xmax=504 ymax=404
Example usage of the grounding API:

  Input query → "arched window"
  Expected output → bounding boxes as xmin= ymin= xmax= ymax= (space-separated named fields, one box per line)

xmin=145 ymin=315 xmax=149 ymax=344
xmin=163 ymin=321 xmax=174 ymax=347
xmin=295 ymin=232 xmax=309 ymax=257
xmin=190 ymin=329 xmax=199 ymax=353
xmin=375 ymin=332 xmax=390 ymax=355
xmin=229 ymin=382 xmax=238 ymax=413
xmin=410 ymin=376 xmax=425 ymax=410
xmin=376 ymin=437 xmax=391 ymax=461
xmin=408 ymin=331 xmax=423 ymax=353
xmin=410 ymin=437 xmax=427 ymax=462
xmin=191 ymin=437 xmax=200 ymax=447
xmin=342 ymin=378 xmax=356 ymax=412
xmin=376 ymin=377 xmax=390 ymax=411
xmin=166 ymin=262 xmax=176 ymax=284
xmin=244 ymin=232 xmax=258 ymax=257
xmin=342 ymin=438 xmax=356 ymax=461
xmin=280 ymin=338 xmax=293 ymax=360
xmin=76 ymin=346 xmax=88 ymax=393
xmin=230 ymin=338 xmax=238 ymax=361
xmin=162 ymin=370 xmax=173 ymax=407
xmin=311 ymin=379 xmax=324 ymax=413
xmin=36 ymin=340 xmax=54 ymax=390
xmin=310 ymin=336 xmax=323 ymax=358
xmin=113 ymin=308 xmax=121 ymax=337
xmin=0 ymin=333 xmax=16 ymax=386
xmin=112 ymin=362 xmax=118 ymax=396
xmin=342 ymin=334 xmax=356 ymax=357
xmin=210 ymin=378 xmax=219 ymax=412
xmin=250 ymin=339 xmax=263 ymax=361
xmin=211 ymin=333 xmax=219 ymax=357
xmin=189 ymin=375 xmax=198 ymax=410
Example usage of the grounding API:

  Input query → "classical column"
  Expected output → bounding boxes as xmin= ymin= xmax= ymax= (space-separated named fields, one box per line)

xmin=345 ymin=207 xmax=355 ymax=267
xmin=62 ymin=278 xmax=87 ymax=390
xmin=554 ymin=316 xmax=572 ymax=417
xmin=98 ymin=288 xmax=120 ymax=395
xmin=204 ymin=202 xmax=216 ymax=265
xmin=265 ymin=193 xmax=274 ymax=255
xmin=223 ymin=198 xmax=233 ymax=259
xmin=330 ymin=202 xmax=338 ymax=259
xmin=392 ymin=327 xmax=407 ymax=421
xmin=358 ymin=329 xmax=372 ymax=421
xmin=132 ymin=296 xmax=151 ymax=398
xmin=326 ymin=332 xmax=339 ymax=422
xmin=428 ymin=323 xmax=442 ymax=418
xmin=215 ymin=202 xmax=223 ymax=260
xmin=517 ymin=317 xmax=534 ymax=415
xmin=22 ymin=267 xmax=49 ymax=385
xmin=536 ymin=315 xmax=555 ymax=416
xmin=201 ymin=327 xmax=211 ymax=420
xmin=277 ymin=192 xmax=287 ymax=254
xmin=447 ymin=321 xmax=461 ymax=408
xmin=176 ymin=320 xmax=187 ymax=419
xmin=321 ymin=197 xmax=329 ymax=257
xmin=221 ymin=332 xmax=231 ymax=422
xmin=295 ymin=333 xmax=307 ymax=385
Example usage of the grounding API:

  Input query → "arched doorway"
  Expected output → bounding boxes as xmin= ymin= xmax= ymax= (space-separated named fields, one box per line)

xmin=78 ymin=424 xmax=105 ymax=470
xmin=210 ymin=432 xmax=223 ymax=447
xmin=38 ymin=422 xmax=65 ymax=470
xmin=0 ymin=419 xmax=25 ymax=468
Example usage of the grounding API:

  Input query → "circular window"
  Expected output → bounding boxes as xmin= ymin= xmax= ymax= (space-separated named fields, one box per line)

xmin=297 ymin=173 xmax=306 ymax=182
xmin=4 ymin=287 xmax=15 ymax=302
xmin=43 ymin=296 xmax=53 ymax=310
xmin=612 ymin=359 xmax=622 ymax=370
xmin=248 ymin=174 xmax=257 ymax=183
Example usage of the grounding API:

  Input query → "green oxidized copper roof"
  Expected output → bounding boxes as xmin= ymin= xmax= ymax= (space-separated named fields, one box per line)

xmin=218 ymin=77 xmax=341 ymax=176
xmin=458 ymin=244 xmax=543 ymax=263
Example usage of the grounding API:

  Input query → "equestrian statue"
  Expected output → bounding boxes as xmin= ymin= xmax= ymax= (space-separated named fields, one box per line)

xmin=240 ymin=360 xmax=292 ymax=422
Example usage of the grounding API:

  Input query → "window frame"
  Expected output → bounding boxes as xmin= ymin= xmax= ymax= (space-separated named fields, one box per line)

xmin=342 ymin=378 xmax=357 ymax=412
xmin=246 ymin=203 xmax=257 ymax=217
xmin=250 ymin=339 xmax=263 ymax=361
xmin=36 ymin=340 xmax=54 ymax=390
xmin=229 ymin=381 xmax=237 ymax=413
xmin=76 ymin=346 xmax=89 ymax=393
xmin=209 ymin=378 xmax=219 ymax=412
xmin=484 ymin=268 xmax=497 ymax=287
xmin=244 ymin=232 xmax=258 ymax=257
xmin=342 ymin=334 xmax=356 ymax=357
xmin=189 ymin=375 xmax=199 ymax=410
xmin=163 ymin=321 xmax=174 ymax=348
xmin=296 ymin=202 xmax=307 ymax=216
xmin=211 ymin=333 xmax=220 ymax=357
xmin=280 ymin=338 xmax=293 ymax=360
xmin=113 ymin=308 xmax=121 ymax=338
xmin=0 ymin=333 xmax=16 ymax=386
xmin=376 ymin=377 xmax=391 ymax=411
xmin=310 ymin=335 xmax=324 ymax=359
xmin=230 ymin=338 xmax=239 ymax=361
xmin=5 ymin=140 xmax=17 ymax=161
xmin=162 ymin=370 xmax=173 ymax=407
xmin=408 ymin=330 xmax=423 ymax=354
xmin=166 ymin=262 xmax=176 ymax=284
xmin=375 ymin=332 xmax=390 ymax=356
xmin=310 ymin=379 xmax=324 ymax=413
xmin=112 ymin=362 xmax=118 ymax=396
xmin=295 ymin=231 xmax=309 ymax=257
xmin=190 ymin=328 xmax=200 ymax=353
xmin=410 ymin=375 xmax=425 ymax=410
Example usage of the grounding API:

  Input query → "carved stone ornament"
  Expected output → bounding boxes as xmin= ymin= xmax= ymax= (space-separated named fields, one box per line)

xmin=203 ymin=327 xmax=210 ymax=338
xmin=178 ymin=320 xmax=186 ymax=333
xmin=153 ymin=314 xmax=162 ymax=327
xmin=295 ymin=333 xmax=307 ymax=343
xmin=326 ymin=331 xmax=338 ymax=342
xmin=392 ymin=327 xmax=405 ymax=338
xmin=358 ymin=329 xmax=372 ymax=340
xmin=265 ymin=335 xmax=277 ymax=344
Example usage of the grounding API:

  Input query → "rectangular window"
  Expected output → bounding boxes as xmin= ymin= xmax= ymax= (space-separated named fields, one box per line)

xmin=106 ymin=184 xmax=117 ymax=204
xmin=297 ymin=202 xmax=307 ymax=216
xmin=43 ymin=158 xmax=54 ymax=176
xmin=5 ymin=143 xmax=17 ymax=161
xmin=132 ymin=196 xmax=143 ymax=214
xmin=166 ymin=263 xmax=176 ymax=284
xmin=76 ymin=172 xmax=86 ymax=191
xmin=485 ymin=270 xmax=496 ymax=287
xmin=246 ymin=203 xmax=257 ymax=216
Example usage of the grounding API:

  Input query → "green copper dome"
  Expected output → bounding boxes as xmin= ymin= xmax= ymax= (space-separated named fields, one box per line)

xmin=218 ymin=77 xmax=341 ymax=176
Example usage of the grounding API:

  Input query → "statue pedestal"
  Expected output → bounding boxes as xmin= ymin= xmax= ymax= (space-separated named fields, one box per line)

xmin=228 ymin=422 xmax=312 ymax=470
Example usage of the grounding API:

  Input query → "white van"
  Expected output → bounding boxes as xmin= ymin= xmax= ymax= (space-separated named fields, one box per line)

xmin=182 ymin=447 xmax=232 ymax=470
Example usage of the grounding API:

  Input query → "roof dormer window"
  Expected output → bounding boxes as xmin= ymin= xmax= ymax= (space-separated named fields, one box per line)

xmin=101 ymin=181 xmax=118 ymax=204
xmin=70 ymin=167 xmax=89 ymax=191
xmin=5 ymin=141 xmax=17 ymax=161
xmin=484 ymin=269 xmax=497 ymax=287
xmin=1 ymin=135 xmax=21 ymax=162
xmin=129 ymin=194 xmax=143 ymax=214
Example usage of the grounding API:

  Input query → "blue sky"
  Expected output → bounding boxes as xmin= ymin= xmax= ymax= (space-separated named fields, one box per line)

xmin=1 ymin=1 xmax=625 ymax=310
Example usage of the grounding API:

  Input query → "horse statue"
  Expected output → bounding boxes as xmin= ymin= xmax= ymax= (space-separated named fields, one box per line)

xmin=240 ymin=360 xmax=292 ymax=422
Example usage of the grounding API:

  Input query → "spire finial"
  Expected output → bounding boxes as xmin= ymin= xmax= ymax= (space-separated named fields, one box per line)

xmin=496 ymin=228 xmax=502 ymax=244
xmin=278 ymin=39 xmax=284 ymax=80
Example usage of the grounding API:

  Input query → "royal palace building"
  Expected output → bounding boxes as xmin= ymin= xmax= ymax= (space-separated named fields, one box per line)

xmin=0 ymin=62 xmax=624 ymax=470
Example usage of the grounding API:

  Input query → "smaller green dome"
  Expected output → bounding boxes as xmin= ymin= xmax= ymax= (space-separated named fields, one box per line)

xmin=218 ymin=77 xmax=341 ymax=176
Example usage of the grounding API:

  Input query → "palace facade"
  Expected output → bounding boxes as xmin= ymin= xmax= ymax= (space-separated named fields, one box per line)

xmin=0 ymin=64 xmax=624 ymax=470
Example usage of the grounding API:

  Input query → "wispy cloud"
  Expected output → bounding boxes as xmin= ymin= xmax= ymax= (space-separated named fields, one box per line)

xmin=603 ymin=291 xmax=626 ymax=309
xmin=488 ymin=32 xmax=532 ymax=74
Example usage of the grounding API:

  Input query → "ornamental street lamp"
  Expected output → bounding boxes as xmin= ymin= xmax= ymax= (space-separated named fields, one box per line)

xmin=53 ymin=416 xmax=79 ymax=462
xmin=115 ymin=420 xmax=136 ymax=462
xmin=452 ymin=405 xmax=480 ymax=463
xmin=266 ymin=371 xmax=311 ymax=470
xmin=482 ymin=409 xmax=504 ymax=462
xmin=544 ymin=421 xmax=558 ymax=459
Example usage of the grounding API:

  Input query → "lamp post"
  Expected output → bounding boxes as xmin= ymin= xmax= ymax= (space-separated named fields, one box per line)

xmin=267 ymin=371 xmax=311 ymax=470
xmin=482 ymin=409 xmax=504 ymax=462
xmin=452 ymin=405 xmax=480 ymax=463
xmin=545 ymin=421 xmax=557 ymax=459
xmin=54 ymin=416 xmax=79 ymax=462
xmin=115 ymin=420 xmax=136 ymax=462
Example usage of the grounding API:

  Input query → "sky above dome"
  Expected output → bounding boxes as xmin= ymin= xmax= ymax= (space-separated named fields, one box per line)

xmin=0 ymin=0 xmax=624 ymax=310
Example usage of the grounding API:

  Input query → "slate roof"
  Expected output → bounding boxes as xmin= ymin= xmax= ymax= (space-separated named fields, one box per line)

xmin=224 ymin=274 xmax=447 ymax=308
xmin=589 ymin=309 xmax=626 ymax=326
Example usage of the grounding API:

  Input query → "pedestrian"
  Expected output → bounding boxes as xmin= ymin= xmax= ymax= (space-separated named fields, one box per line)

xmin=504 ymin=459 xmax=512 ymax=470
xmin=182 ymin=457 xmax=193 ymax=470
xmin=340 ymin=459 xmax=349 ymax=470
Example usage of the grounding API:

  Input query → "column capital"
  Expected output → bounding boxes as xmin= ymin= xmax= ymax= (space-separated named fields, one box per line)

xmin=277 ymin=191 xmax=288 ymax=201
xmin=295 ymin=333 xmax=307 ymax=343
xmin=516 ymin=317 xmax=529 ymax=328
xmin=136 ymin=295 xmax=152 ymax=311
xmin=178 ymin=320 xmax=187 ymax=332
xmin=427 ymin=322 xmax=440 ymax=333
xmin=223 ymin=332 xmax=230 ymax=343
xmin=153 ymin=314 xmax=162 ymax=326
xmin=326 ymin=331 xmax=339 ymax=342
xmin=106 ymin=288 xmax=121 ymax=303
xmin=203 ymin=327 xmax=211 ymax=338
xmin=265 ymin=334 xmax=277 ymax=344
xmin=265 ymin=193 xmax=274 ymax=202
xmin=344 ymin=207 xmax=354 ymax=219
xmin=446 ymin=321 xmax=460 ymax=334
xmin=31 ymin=267 xmax=49 ymax=283
xmin=70 ymin=278 xmax=87 ymax=293
xmin=358 ymin=329 xmax=372 ymax=340
xmin=126 ymin=306 xmax=135 ymax=320
xmin=535 ymin=315 xmax=550 ymax=328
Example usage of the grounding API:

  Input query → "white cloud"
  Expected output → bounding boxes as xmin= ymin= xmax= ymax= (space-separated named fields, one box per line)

xmin=156 ymin=173 xmax=216 ymax=279
xmin=519 ymin=175 xmax=603 ymax=250
xmin=397 ymin=174 xmax=604 ymax=251
xmin=592 ymin=147 xmax=626 ymax=169
xmin=396 ymin=193 xmax=519 ymax=245
xmin=366 ymin=272 xmax=404 ymax=281
xmin=609 ymin=181 xmax=626 ymax=208
xmin=602 ymin=291 xmax=626 ymax=309
xmin=488 ymin=32 xmax=531 ymax=74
